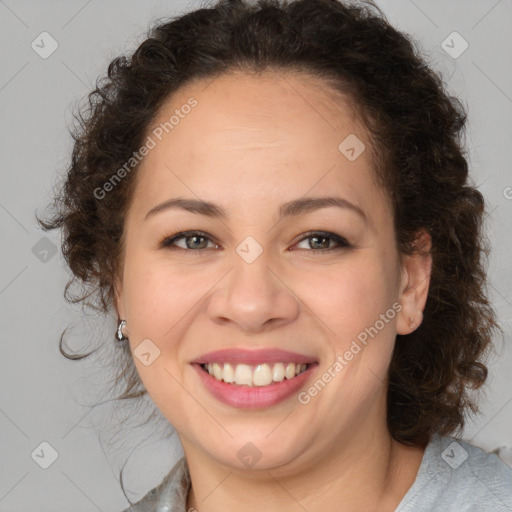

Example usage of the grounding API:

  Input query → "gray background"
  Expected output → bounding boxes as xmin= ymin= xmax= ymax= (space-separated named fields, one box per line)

xmin=0 ymin=0 xmax=511 ymax=510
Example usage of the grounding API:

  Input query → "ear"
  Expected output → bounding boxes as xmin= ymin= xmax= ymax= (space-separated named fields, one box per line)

xmin=396 ymin=230 xmax=432 ymax=335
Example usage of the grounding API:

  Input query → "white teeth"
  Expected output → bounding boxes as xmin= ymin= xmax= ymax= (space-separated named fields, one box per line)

xmin=272 ymin=362 xmax=285 ymax=382
xmin=234 ymin=364 xmax=253 ymax=386
xmin=285 ymin=363 xmax=296 ymax=379
xmin=223 ymin=363 xmax=235 ymax=383
xmin=203 ymin=362 xmax=309 ymax=386
xmin=213 ymin=363 xmax=223 ymax=380
xmin=253 ymin=364 xmax=273 ymax=386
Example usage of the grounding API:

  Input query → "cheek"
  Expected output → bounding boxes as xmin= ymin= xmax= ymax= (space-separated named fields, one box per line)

xmin=123 ymin=254 xmax=199 ymax=338
xmin=297 ymin=255 xmax=397 ymax=342
xmin=122 ymin=257 xmax=198 ymax=405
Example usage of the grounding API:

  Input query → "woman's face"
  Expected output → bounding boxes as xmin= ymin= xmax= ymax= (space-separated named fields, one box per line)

xmin=115 ymin=70 xmax=430 ymax=473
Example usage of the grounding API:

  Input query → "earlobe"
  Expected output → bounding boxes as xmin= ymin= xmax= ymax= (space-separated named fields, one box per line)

xmin=396 ymin=230 xmax=432 ymax=335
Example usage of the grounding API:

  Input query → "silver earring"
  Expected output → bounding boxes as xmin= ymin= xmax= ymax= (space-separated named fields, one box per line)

xmin=116 ymin=320 xmax=128 ymax=341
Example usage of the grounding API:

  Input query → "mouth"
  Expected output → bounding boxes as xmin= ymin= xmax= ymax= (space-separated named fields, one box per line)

xmin=199 ymin=361 xmax=311 ymax=387
xmin=190 ymin=348 xmax=318 ymax=409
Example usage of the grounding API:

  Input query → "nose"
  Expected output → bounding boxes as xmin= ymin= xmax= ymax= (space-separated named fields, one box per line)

xmin=206 ymin=252 xmax=300 ymax=333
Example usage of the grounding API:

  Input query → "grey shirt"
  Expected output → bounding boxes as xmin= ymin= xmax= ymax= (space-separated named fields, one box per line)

xmin=122 ymin=433 xmax=512 ymax=511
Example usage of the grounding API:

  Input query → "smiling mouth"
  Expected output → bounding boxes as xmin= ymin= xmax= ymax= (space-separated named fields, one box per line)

xmin=199 ymin=362 xmax=311 ymax=387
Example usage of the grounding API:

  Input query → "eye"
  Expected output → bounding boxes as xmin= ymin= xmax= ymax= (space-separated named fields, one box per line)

xmin=160 ymin=231 xmax=219 ymax=250
xmin=160 ymin=230 xmax=351 ymax=253
xmin=293 ymin=231 xmax=351 ymax=253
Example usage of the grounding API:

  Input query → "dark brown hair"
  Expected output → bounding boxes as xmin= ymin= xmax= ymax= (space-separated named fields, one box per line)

xmin=38 ymin=0 xmax=500 ymax=488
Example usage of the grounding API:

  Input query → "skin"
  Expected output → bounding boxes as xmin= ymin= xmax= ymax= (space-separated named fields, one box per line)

xmin=115 ymin=70 xmax=432 ymax=512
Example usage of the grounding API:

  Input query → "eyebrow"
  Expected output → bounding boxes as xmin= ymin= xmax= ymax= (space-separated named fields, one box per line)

xmin=144 ymin=196 xmax=368 ymax=223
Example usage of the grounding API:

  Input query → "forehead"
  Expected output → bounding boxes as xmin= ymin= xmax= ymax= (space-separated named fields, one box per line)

xmin=150 ymin=70 xmax=363 ymax=150
xmin=129 ymin=70 xmax=387 ymax=221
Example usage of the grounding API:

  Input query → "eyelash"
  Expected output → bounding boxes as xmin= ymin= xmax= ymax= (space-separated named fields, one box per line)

xmin=160 ymin=230 xmax=351 ymax=254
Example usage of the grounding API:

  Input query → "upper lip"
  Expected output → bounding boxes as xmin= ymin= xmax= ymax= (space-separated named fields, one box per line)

xmin=190 ymin=348 xmax=318 ymax=365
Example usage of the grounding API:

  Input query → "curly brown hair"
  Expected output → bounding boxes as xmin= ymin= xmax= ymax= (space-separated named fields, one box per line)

xmin=38 ymin=0 xmax=500 ymax=454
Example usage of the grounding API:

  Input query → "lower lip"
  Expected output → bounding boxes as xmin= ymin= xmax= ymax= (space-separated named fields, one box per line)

xmin=192 ymin=363 xmax=317 ymax=409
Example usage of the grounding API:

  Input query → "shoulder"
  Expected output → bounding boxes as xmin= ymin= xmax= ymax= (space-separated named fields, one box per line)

xmin=120 ymin=457 xmax=190 ymax=512
xmin=397 ymin=433 xmax=512 ymax=512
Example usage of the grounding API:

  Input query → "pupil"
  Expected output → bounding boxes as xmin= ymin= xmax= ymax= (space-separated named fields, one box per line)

xmin=311 ymin=236 xmax=329 ymax=249
xmin=188 ymin=235 xmax=206 ymax=249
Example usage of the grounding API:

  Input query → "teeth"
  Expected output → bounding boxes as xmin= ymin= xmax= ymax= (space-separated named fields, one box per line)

xmin=272 ymin=362 xmax=285 ymax=382
xmin=223 ymin=363 xmax=235 ymax=383
xmin=285 ymin=363 xmax=296 ymax=379
xmin=253 ymin=364 xmax=273 ymax=386
xmin=203 ymin=362 xmax=309 ymax=387
xmin=213 ymin=363 xmax=223 ymax=380
xmin=234 ymin=364 xmax=253 ymax=386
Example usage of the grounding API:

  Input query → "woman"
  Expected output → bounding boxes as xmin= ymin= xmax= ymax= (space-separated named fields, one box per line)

xmin=38 ymin=0 xmax=511 ymax=510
